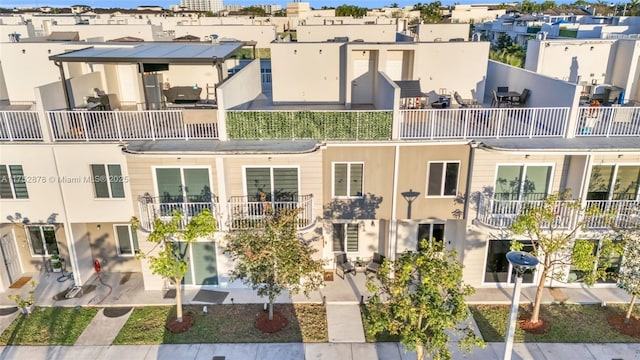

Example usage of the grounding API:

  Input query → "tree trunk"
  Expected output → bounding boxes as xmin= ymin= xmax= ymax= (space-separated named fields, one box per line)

xmin=531 ymin=267 xmax=548 ymax=324
xmin=416 ymin=345 xmax=424 ymax=360
xmin=625 ymin=294 xmax=637 ymax=324
xmin=269 ymin=299 xmax=274 ymax=321
xmin=175 ymin=278 xmax=183 ymax=323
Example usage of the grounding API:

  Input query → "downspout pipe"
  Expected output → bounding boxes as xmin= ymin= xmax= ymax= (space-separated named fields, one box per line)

xmin=54 ymin=60 xmax=71 ymax=110
xmin=138 ymin=62 xmax=150 ymax=110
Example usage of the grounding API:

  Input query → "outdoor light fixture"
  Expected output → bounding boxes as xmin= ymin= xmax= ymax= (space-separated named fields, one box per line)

xmin=564 ymin=46 xmax=569 ymax=51
xmin=21 ymin=49 xmax=25 ymax=54
xmin=319 ymin=49 xmax=322 ymax=54
xmin=590 ymin=46 xmax=595 ymax=50
xmin=504 ymin=251 xmax=539 ymax=360
xmin=293 ymin=50 xmax=297 ymax=55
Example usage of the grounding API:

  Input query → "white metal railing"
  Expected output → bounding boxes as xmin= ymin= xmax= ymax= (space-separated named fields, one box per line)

xmin=476 ymin=194 xmax=578 ymax=229
xmin=48 ymin=110 xmax=218 ymax=141
xmin=575 ymin=106 xmax=640 ymax=137
xmin=137 ymin=195 xmax=221 ymax=232
xmin=400 ymin=107 xmax=568 ymax=139
xmin=0 ymin=111 xmax=43 ymax=141
xmin=228 ymin=194 xmax=313 ymax=230
xmin=584 ymin=200 xmax=640 ymax=229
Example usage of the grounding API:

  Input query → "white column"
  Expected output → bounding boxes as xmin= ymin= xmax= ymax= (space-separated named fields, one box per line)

xmin=504 ymin=273 xmax=523 ymax=360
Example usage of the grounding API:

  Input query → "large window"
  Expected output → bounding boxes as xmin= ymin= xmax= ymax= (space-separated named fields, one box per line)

xmin=333 ymin=163 xmax=363 ymax=198
xmin=245 ymin=167 xmax=298 ymax=202
xmin=26 ymin=225 xmax=58 ymax=256
xmin=587 ymin=165 xmax=640 ymax=201
xmin=494 ymin=165 xmax=552 ymax=201
xmin=332 ymin=223 xmax=359 ymax=253
xmin=484 ymin=240 xmax=535 ymax=284
xmin=417 ymin=223 xmax=445 ymax=250
xmin=0 ymin=165 xmax=28 ymax=199
xmin=426 ymin=162 xmax=459 ymax=196
xmin=569 ymin=238 xmax=622 ymax=284
xmin=156 ymin=167 xmax=213 ymax=216
xmin=91 ymin=164 xmax=125 ymax=199
xmin=114 ymin=225 xmax=139 ymax=256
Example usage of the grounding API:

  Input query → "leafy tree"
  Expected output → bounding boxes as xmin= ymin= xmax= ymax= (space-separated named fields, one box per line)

xmin=509 ymin=191 xmax=613 ymax=324
xmin=614 ymin=226 xmax=640 ymax=323
xmin=335 ymin=4 xmax=368 ymax=18
xmin=413 ymin=2 xmax=444 ymax=24
xmin=242 ymin=6 xmax=267 ymax=16
xmin=224 ymin=205 xmax=323 ymax=320
xmin=490 ymin=34 xmax=526 ymax=68
xmin=135 ymin=209 xmax=217 ymax=323
xmin=365 ymin=243 xmax=485 ymax=360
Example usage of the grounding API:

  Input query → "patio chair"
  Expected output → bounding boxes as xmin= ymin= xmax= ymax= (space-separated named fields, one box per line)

xmin=497 ymin=86 xmax=509 ymax=93
xmin=511 ymin=88 xmax=530 ymax=107
xmin=335 ymin=253 xmax=355 ymax=279
xmin=365 ymin=252 xmax=386 ymax=275
xmin=491 ymin=90 xmax=509 ymax=108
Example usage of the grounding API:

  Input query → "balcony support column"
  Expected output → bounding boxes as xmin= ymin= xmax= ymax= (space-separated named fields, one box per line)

xmin=54 ymin=61 xmax=71 ymax=110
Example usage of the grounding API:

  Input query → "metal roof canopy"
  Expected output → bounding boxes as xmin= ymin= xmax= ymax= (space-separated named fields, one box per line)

xmin=49 ymin=41 xmax=245 ymax=64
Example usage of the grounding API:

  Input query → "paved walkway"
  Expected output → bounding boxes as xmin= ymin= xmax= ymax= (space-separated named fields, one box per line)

xmin=75 ymin=307 xmax=133 ymax=346
xmin=0 ymin=342 xmax=638 ymax=360
xmin=326 ymin=304 xmax=366 ymax=343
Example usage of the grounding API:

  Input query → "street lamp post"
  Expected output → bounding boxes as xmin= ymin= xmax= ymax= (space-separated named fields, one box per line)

xmin=504 ymin=251 xmax=539 ymax=360
xmin=401 ymin=189 xmax=420 ymax=219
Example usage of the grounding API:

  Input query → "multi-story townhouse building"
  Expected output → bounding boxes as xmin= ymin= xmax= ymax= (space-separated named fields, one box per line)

xmin=1 ymin=35 xmax=638 ymax=296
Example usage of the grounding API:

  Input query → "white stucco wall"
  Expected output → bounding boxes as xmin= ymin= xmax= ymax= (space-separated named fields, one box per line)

xmin=51 ymin=24 xmax=159 ymax=41
xmin=296 ymin=24 xmax=396 ymax=43
xmin=174 ymin=25 xmax=277 ymax=48
xmin=417 ymin=23 xmax=469 ymax=42
xmin=218 ymin=58 xmax=262 ymax=110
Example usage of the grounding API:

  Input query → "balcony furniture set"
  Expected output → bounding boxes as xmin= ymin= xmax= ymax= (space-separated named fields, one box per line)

xmin=492 ymin=87 xmax=530 ymax=108
xmin=334 ymin=252 xmax=386 ymax=279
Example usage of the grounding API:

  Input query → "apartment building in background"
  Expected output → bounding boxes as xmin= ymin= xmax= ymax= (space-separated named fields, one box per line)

xmin=0 ymin=15 xmax=639 ymax=295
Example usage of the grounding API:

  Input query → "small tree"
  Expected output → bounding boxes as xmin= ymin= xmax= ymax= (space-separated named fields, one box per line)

xmin=224 ymin=206 xmax=323 ymax=321
xmin=365 ymin=243 xmax=484 ymax=360
xmin=509 ymin=192 xmax=612 ymax=324
xmin=616 ymin=230 xmax=640 ymax=323
xmin=135 ymin=208 xmax=217 ymax=323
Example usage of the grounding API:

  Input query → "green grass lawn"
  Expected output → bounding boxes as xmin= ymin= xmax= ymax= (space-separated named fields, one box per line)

xmin=114 ymin=303 xmax=327 ymax=344
xmin=470 ymin=304 xmax=640 ymax=343
xmin=0 ymin=307 xmax=99 ymax=345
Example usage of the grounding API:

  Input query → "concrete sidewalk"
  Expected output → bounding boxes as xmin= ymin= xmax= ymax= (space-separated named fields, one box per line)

xmin=0 ymin=342 xmax=638 ymax=360
xmin=74 ymin=307 xmax=133 ymax=346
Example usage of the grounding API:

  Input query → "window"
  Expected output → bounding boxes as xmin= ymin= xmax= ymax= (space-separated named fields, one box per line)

xmin=245 ymin=167 xmax=298 ymax=202
xmin=569 ymin=238 xmax=622 ymax=283
xmin=115 ymin=225 xmax=139 ymax=256
xmin=417 ymin=223 xmax=445 ymax=250
xmin=587 ymin=165 xmax=640 ymax=201
xmin=484 ymin=240 xmax=535 ymax=284
xmin=0 ymin=165 xmax=28 ymax=199
xmin=333 ymin=163 xmax=363 ymax=198
xmin=494 ymin=165 xmax=552 ymax=201
xmin=332 ymin=223 xmax=359 ymax=253
xmin=26 ymin=225 xmax=58 ymax=256
xmin=91 ymin=164 xmax=125 ymax=199
xmin=427 ymin=162 xmax=459 ymax=196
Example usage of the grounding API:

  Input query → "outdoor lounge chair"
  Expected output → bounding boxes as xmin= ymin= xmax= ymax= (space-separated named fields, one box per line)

xmin=365 ymin=252 xmax=386 ymax=275
xmin=335 ymin=253 xmax=355 ymax=279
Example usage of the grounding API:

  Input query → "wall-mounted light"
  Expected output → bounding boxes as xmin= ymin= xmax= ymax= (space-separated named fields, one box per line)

xmin=370 ymin=220 xmax=375 ymax=227
xmin=319 ymin=49 xmax=322 ymax=54
xmin=48 ymin=49 xmax=52 ymax=54
xmin=21 ymin=49 xmax=25 ymax=54
xmin=564 ymin=46 xmax=569 ymax=51
xmin=96 ymin=224 xmax=101 ymax=230
xmin=545 ymin=42 xmax=550 ymax=47
xmin=590 ymin=46 xmax=594 ymax=51
xmin=362 ymin=50 xmax=366 ymax=55
xmin=525 ymin=154 xmax=530 ymax=159
xmin=293 ymin=49 xmax=297 ymax=55
xmin=618 ymin=154 xmax=624 ymax=158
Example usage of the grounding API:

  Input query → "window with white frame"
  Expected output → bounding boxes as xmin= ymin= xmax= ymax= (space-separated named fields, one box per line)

xmin=333 ymin=163 xmax=363 ymax=198
xmin=426 ymin=162 xmax=459 ymax=196
xmin=245 ymin=167 xmax=299 ymax=202
xmin=332 ymin=223 xmax=359 ymax=253
xmin=484 ymin=240 xmax=535 ymax=284
xmin=114 ymin=224 xmax=139 ymax=256
xmin=417 ymin=223 xmax=445 ymax=250
xmin=494 ymin=164 xmax=552 ymax=201
xmin=587 ymin=165 xmax=640 ymax=201
xmin=0 ymin=165 xmax=29 ymax=199
xmin=568 ymin=238 xmax=622 ymax=284
xmin=91 ymin=164 xmax=125 ymax=199
xmin=26 ymin=225 xmax=58 ymax=256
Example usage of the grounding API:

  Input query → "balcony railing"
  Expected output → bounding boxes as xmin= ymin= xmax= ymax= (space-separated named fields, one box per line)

xmin=476 ymin=194 xmax=578 ymax=229
xmin=137 ymin=195 xmax=221 ymax=232
xmin=584 ymin=200 xmax=640 ymax=229
xmin=400 ymin=107 xmax=568 ymax=139
xmin=575 ymin=106 xmax=640 ymax=137
xmin=227 ymin=194 xmax=314 ymax=230
xmin=48 ymin=110 xmax=218 ymax=141
xmin=0 ymin=111 xmax=43 ymax=141
xmin=226 ymin=110 xmax=392 ymax=140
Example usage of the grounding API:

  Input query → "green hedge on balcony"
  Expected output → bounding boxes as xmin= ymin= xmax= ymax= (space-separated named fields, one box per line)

xmin=226 ymin=111 xmax=393 ymax=140
xmin=558 ymin=29 xmax=578 ymax=38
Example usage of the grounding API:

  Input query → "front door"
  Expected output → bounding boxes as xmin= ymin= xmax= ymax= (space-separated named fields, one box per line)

xmin=0 ymin=232 xmax=22 ymax=285
xmin=351 ymin=56 xmax=375 ymax=105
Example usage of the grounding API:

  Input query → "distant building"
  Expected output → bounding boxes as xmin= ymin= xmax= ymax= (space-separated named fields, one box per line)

xmin=136 ymin=6 xmax=164 ymax=11
xmin=70 ymin=5 xmax=91 ymax=14
xmin=179 ymin=0 xmax=223 ymax=13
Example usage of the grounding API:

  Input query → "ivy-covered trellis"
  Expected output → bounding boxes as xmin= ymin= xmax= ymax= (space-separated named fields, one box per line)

xmin=226 ymin=110 xmax=392 ymax=140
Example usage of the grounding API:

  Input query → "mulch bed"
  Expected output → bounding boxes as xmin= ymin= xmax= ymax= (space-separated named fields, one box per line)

xmin=607 ymin=312 xmax=640 ymax=338
xmin=518 ymin=306 xmax=551 ymax=334
xmin=165 ymin=313 xmax=195 ymax=334
xmin=255 ymin=311 xmax=289 ymax=333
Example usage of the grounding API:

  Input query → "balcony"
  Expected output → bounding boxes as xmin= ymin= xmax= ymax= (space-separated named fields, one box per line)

xmin=400 ymin=107 xmax=568 ymax=139
xmin=48 ymin=110 xmax=218 ymax=141
xmin=476 ymin=194 xmax=578 ymax=229
xmin=0 ymin=111 xmax=43 ymax=141
xmin=477 ymin=194 xmax=640 ymax=230
xmin=137 ymin=195 xmax=221 ymax=232
xmin=227 ymin=194 xmax=314 ymax=230
xmin=575 ymin=107 xmax=640 ymax=137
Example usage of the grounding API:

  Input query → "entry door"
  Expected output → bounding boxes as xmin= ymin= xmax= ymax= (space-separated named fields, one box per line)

xmin=181 ymin=242 xmax=218 ymax=286
xmin=352 ymin=58 xmax=374 ymax=104
xmin=0 ymin=233 xmax=22 ymax=284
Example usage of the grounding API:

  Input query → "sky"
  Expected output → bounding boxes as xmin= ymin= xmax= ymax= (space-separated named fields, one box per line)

xmin=2 ymin=0 xmax=513 ymax=10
